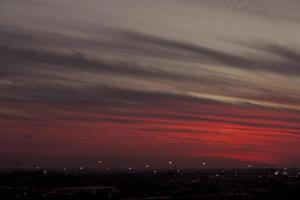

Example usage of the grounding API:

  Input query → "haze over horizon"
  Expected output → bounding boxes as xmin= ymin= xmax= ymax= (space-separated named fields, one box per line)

xmin=1 ymin=0 xmax=300 ymax=169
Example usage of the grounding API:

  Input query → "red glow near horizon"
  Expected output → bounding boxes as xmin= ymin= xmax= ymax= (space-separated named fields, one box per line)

xmin=1 ymin=97 xmax=300 ymax=168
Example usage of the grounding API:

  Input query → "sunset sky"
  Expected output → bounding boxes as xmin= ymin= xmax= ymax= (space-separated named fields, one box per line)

xmin=1 ymin=0 xmax=300 ymax=168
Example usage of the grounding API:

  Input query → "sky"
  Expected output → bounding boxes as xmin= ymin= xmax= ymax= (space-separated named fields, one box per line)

xmin=1 ymin=0 xmax=300 ymax=169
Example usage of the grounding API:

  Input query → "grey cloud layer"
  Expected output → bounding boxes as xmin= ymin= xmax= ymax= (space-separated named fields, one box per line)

xmin=184 ymin=0 xmax=300 ymax=21
xmin=0 ymin=1 xmax=300 ymax=126
xmin=1 ymin=25 xmax=300 ymax=110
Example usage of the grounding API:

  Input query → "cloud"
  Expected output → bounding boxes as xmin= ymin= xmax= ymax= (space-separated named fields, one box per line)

xmin=1 ymin=25 xmax=300 ymax=132
xmin=21 ymin=134 xmax=33 ymax=139
xmin=1 ymin=0 xmax=300 ymax=166
xmin=1 ymin=26 xmax=300 ymax=110
xmin=183 ymin=0 xmax=300 ymax=22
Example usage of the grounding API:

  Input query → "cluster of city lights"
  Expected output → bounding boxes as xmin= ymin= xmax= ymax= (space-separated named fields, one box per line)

xmin=33 ymin=161 xmax=282 ymax=174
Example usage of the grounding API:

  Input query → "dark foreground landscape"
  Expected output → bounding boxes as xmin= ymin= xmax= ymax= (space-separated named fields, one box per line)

xmin=1 ymin=168 xmax=300 ymax=200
